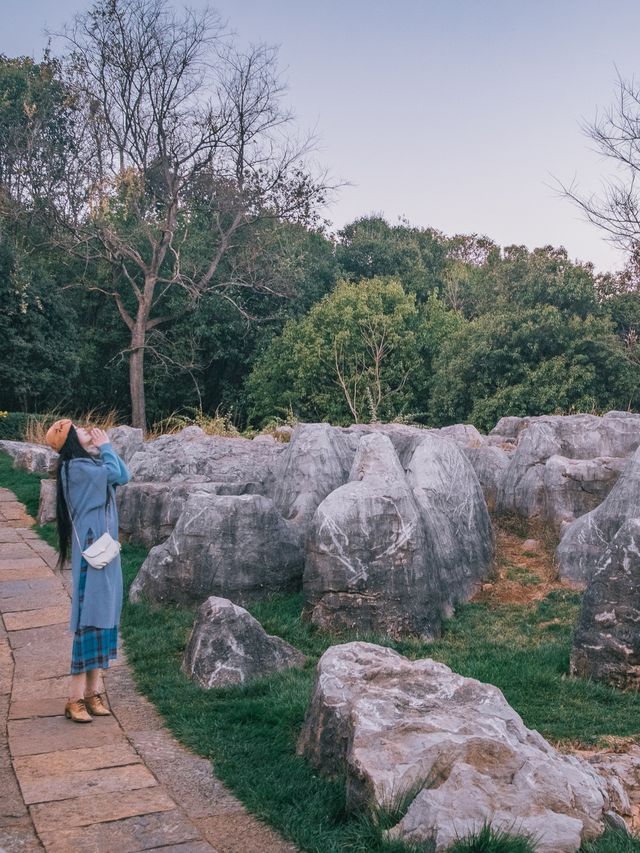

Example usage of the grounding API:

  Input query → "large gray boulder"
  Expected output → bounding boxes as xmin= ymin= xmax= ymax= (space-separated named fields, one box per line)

xmin=181 ymin=596 xmax=306 ymax=688
xmin=127 ymin=427 xmax=285 ymax=491
xmin=303 ymin=432 xmax=493 ymax=639
xmin=406 ymin=432 xmax=494 ymax=613
xmin=37 ymin=479 xmax=57 ymax=525
xmin=0 ymin=440 xmax=57 ymax=474
xmin=272 ymin=423 xmax=359 ymax=542
xmin=129 ymin=492 xmax=303 ymax=606
xmin=297 ymin=642 xmax=623 ymax=853
xmin=303 ymin=433 xmax=442 ymax=639
xmin=496 ymin=413 xmax=640 ymax=529
xmin=570 ymin=518 xmax=640 ymax=689
xmin=106 ymin=425 xmax=144 ymax=463
xmin=557 ymin=445 xmax=640 ymax=583
xmin=543 ymin=455 xmax=627 ymax=535
xmin=117 ymin=479 xmax=264 ymax=547
xmin=462 ymin=445 xmax=511 ymax=511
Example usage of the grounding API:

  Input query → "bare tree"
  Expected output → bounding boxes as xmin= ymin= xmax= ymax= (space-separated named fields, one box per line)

xmin=559 ymin=70 xmax=640 ymax=255
xmin=50 ymin=0 xmax=332 ymax=429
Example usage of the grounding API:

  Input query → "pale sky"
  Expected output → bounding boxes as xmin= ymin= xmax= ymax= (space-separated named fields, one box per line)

xmin=4 ymin=0 xmax=639 ymax=273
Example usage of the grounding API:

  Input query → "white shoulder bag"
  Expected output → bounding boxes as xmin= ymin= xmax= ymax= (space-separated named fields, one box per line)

xmin=70 ymin=491 xmax=121 ymax=570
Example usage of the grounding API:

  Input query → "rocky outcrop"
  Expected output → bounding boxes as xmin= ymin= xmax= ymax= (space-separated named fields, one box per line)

xmin=272 ymin=423 xmax=359 ymax=543
xmin=117 ymin=480 xmax=264 ymax=547
xmin=496 ymin=413 xmax=640 ymax=531
xmin=406 ymin=432 xmax=494 ymax=612
xmin=556 ymin=445 xmax=640 ymax=583
xmin=106 ymin=425 xmax=145 ymax=463
xmin=181 ymin=596 xmax=306 ymax=688
xmin=297 ymin=642 xmax=623 ymax=853
xmin=129 ymin=492 xmax=303 ymax=606
xmin=126 ymin=426 xmax=284 ymax=490
xmin=303 ymin=432 xmax=493 ymax=639
xmin=543 ymin=455 xmax=628 ymax=536
xmin=570 ymin=518 xmax=640 ymax=689
xmin=303 ymin=433 xmax=442 ymax=639
xmin=462 ymin=445 xmax=511 ymax=511
xmin=0 ymin=440 xmax=57 ymax=474
xmin=37 ymin=479 xmax=57 ymax=525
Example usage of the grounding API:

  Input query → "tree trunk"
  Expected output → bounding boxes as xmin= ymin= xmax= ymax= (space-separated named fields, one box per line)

xmin=129 ymin=326 xmax=146 ymax=432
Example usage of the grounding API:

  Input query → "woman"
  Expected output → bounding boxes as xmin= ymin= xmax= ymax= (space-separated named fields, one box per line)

xmin=45 ymin=418 xmax=130 ymax=723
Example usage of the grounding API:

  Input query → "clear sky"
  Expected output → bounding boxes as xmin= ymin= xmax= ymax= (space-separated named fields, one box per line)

xmin=4 ymin=0 xmax=640 ymax=273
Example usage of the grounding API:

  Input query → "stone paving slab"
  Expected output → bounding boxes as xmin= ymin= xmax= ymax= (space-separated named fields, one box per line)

xmin=0 ymin=529 xmax=22 ymax=543
xmin=20 ymin=762 xmax=159 ymax=805
xmin=13 ymin=743 xmax=143 ymax=777
xmin=29 ymin=786 xmax=177 ymax=833
xmin=7 ymin=623 xmax=70 ymax=651
xmin=0 ymin=638 xmax=13 ymax=695
xmin=11 ymin=675 xmax=70 ymax=702
xmin=9 ymin=698 xmax=74 ymax=720
xmin=0 ymin=589 xmax=69 ymax=614
xmin=0 ymin=488 xmax=295 ymax=853
xmin=0 ymin=822 xmax=43 ymax=853
xmin=8 ymin=715 xmax=124 ymax=757
xmin=38 ymin=808 xmax=206 ymax=853
xmin=3 ymin=605 xmax=68 ymax=632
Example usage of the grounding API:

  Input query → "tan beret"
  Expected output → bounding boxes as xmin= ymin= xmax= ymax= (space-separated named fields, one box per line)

xmin=45 ymin=418 xmax=73 ymax=452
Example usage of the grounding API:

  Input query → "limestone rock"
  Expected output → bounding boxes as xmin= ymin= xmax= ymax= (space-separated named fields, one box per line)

xmin=543 ymin=455 xmax=626 ymax=534
xmin=181 ymin=596 xmax=306 ymax=688
xmin=462 ymin=445 xmax=510 ymax=511
xmin=557 ymin=445 xmax=640 ymax=583
xmin=496 ymin=413 xmax=640 ymax=531
xmin=0 ymin=440 xmax=57 ymax=474
xmin=303 ymin=432 xmax=493 ymax=639
xmin=126 ymin=428 xmax=285 ymax=491
xmin=129 ymin=492 xmax=303 ymax=606
xmin=304 ymin=432 xmax=440 ymax=639
xmin=118 ymin=479 xmax=264 ymax=547
xmin=272 ymin=423 xmax=359 ymax=542
xmin=37 ymin=479 xmax=57 ymax=525
xmin=406 ymin=432 xmax=494 ymax=612
xmin=106 ymin=425 xmax=145 ymax=463
xmin=298 ymin=642 xmax=615 ymax=853
xmin=570 ymin=518 xmax=640 ymax=689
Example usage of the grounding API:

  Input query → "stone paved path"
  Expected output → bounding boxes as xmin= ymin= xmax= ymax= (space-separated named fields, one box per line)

xmin=0 ymin=487 xmax=297 ymax=853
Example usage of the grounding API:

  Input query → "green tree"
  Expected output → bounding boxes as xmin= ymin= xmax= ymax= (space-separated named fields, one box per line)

xmin=246 ymin=277 xmax=456 ymax=427
xmin=429 ymin=305 xmax=638 ymax=430
xmin=336 ymin=216 xmax=447 ymax=303
xmin=0 ymin=230 xmax=79 ymax=411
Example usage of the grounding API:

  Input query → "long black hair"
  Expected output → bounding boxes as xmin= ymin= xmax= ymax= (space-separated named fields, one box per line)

xmin=55 ymin=425 xmax=94 ymax=570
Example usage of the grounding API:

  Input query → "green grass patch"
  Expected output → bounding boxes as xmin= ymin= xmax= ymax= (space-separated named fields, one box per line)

xmin=504 ymin=563 xmax=540 ymax=586
xmin=1 ymin=452 xmax=640 ymax=852
xmin=0 ymin=451 xmax=46 ymax=518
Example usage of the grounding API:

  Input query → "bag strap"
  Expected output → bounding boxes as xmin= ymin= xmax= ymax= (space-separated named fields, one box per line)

xmin=65 ymin=479 xmax=113 ymax=553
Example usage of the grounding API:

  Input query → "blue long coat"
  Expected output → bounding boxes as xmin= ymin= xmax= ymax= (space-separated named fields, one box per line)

xmin=61 ymin=443 xmax=130 ymax=632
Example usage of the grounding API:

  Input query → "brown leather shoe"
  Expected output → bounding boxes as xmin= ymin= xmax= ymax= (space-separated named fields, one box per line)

xmin=64 ymin=698 xmax=93 ymax=722
xmin=84 ymin=691 xmax=112 ymax=716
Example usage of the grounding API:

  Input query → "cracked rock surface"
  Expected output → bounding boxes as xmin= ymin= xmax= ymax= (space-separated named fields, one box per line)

xmin=297 ymin=642 xmax=624 ymax=853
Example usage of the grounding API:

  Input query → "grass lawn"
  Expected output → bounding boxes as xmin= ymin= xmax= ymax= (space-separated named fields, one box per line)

xmin=1 ymin=450 xmax=639 ymax=852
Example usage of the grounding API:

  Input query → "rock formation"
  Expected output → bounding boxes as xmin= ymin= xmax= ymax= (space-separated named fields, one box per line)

xmin=181 ymin=596 xmax=306 ymax=688
xmin=297 ymin=642 xmax=624 ymax=853
xmin=557 ymin=445 xmax=640 ymax=583
xmin=570 ymin=518 xmax=640 ymax=689
xmin=129 ymin=492 xmax=303 ymax=606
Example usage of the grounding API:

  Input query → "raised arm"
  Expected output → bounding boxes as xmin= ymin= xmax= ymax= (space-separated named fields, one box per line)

xmin=99 ymin=443 xmax=131 ymax=486
xmin=90 ymin=428 xmax=131 ymax=486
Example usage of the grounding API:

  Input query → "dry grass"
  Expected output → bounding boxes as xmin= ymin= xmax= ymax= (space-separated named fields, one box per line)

xmin=147 ymin=406 xmax=242 ymax=439
xmin=472 ymin=514 xmax=573 ymax=607
xmin=24 ymin=408 xmax=122 ymax=444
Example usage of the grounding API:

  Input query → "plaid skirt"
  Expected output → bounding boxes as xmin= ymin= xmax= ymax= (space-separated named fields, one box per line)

xmin=70 ymin=550 xmax=118 ymax=674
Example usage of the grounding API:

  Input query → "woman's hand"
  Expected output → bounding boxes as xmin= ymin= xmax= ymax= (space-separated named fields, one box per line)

xmin=89 ymin=428 xmax=110 ymax=448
